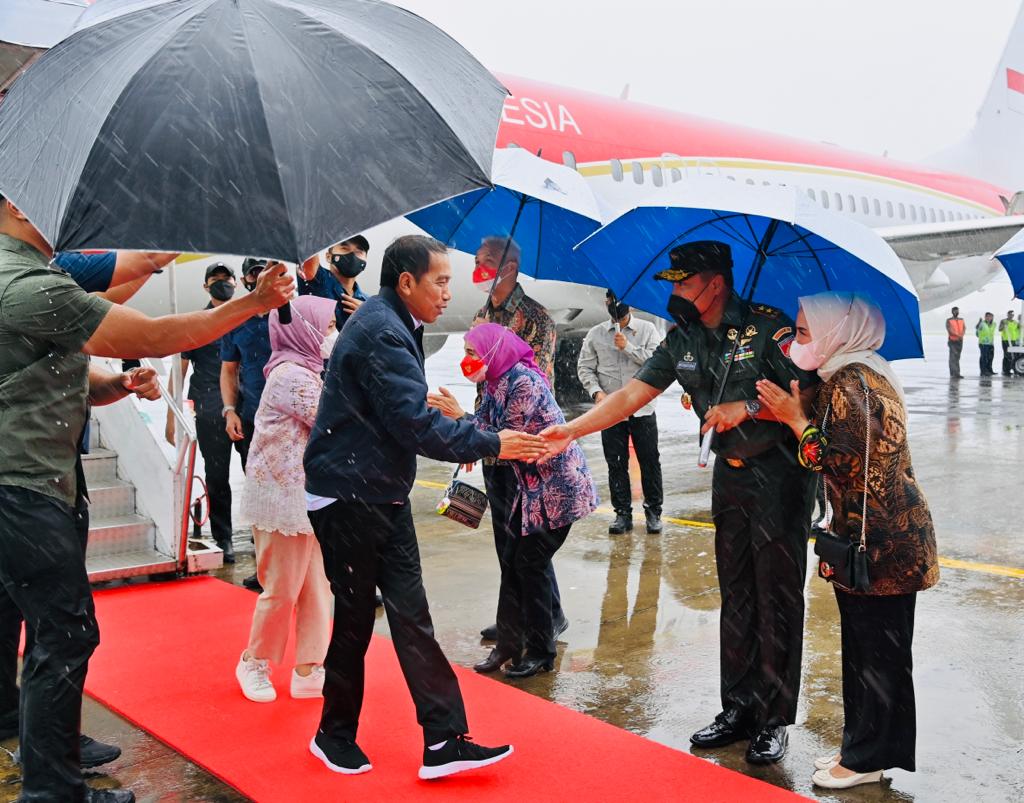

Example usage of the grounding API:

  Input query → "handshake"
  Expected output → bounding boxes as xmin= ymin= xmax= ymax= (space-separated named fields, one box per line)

xmin=426 ymin=386 xmax=575 ymax=463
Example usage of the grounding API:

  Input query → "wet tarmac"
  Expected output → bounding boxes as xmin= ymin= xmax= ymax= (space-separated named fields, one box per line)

xmin=1 ymin=334 xmax=1022 ymax=801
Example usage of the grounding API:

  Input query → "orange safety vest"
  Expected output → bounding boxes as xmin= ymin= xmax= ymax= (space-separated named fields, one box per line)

xmin=947 ymin=318 xmax=966 ymax=341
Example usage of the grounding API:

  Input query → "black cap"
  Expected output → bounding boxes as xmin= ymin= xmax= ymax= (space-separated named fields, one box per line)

xmin=204 ymin=261 xmax=235 ymax=281
xmin=340 ymin=234 xmax=370 ymax=253
xmin=241 ymin=257 xmax=268 ymax=277
xmin=655 ymin=240 xmax=733 ymax=282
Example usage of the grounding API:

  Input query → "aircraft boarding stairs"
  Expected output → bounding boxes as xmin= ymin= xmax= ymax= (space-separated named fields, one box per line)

xmin=83 ymin=358 xmax=224 ymax=584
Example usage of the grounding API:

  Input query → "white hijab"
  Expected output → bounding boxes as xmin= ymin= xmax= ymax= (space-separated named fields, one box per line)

xmin=799 ymin=291 xmax=906 ymax=404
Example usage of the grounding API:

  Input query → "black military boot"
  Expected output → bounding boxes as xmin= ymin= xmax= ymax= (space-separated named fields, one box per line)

xmin=644 ymin=508 xmax=663 ymax=534
xmin=608 ymin=512 xmax=632 ymax=535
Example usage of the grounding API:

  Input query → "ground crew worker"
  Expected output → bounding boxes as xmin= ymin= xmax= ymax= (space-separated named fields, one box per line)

xmin=539 ymin=240 xmax=817 ymax=765
xmin=976 ymin=312 xmax=996 ymax=376
xmin=946 ymin=306 xmax=966 ymax=378
xmin=999 ymin=309 xmax=1020 ymax=376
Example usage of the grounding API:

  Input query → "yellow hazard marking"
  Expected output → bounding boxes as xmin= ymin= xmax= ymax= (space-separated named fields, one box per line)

xmin=414 ymin=480 xmax=1024 ymax=579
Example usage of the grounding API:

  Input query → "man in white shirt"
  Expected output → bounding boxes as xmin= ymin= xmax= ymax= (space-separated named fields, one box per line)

xmin=577 ymin=291 xmax=664 ymax=534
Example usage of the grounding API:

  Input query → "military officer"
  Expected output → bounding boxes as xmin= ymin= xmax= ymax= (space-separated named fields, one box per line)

xmin=540 ymin=240 xmax=817 ymax=764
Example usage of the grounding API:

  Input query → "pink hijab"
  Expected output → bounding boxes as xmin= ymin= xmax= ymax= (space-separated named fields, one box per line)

xmin=465 ymin=323 xmax=549 ymax=392
xmin=264 ymin=296 xmax=336 ymax=378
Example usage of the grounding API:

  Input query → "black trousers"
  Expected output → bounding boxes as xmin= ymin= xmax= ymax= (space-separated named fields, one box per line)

xmin=483 ymin=463 xmax=562 ymax=622
xmin=1001 ymin=342 xmax=1016 ymax=376
xmin=0 ymin=485 xmax=99 ymax=802
xmin=194 ymin=413 xmax=246 ymax=545
xmin=495 ymin=500 xmax=571 ymax=661
xmin=979 ymin=343 xmax=995 ymax=375
xmin=309 ymin=500 xmax=467 ymax=746
xmin=600 ymin=413 xmax=663 ymax=516
xmin=711 ymin=447 xmax=814 ymax=729
xmin=836 ymin=589 xmax=918 ymax=772
xmin=948 ymin=339 xmax=963 ymax=376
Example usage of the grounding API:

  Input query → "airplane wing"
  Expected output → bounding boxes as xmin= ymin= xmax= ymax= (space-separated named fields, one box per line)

xmin=877 ymin=216 xmax=1024 ymax=263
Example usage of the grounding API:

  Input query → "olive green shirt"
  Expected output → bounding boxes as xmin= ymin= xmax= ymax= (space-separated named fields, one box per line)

xmin=635 ymin=294 xmax=817 ymax=460
xmin=0 ymin=233 xmax=112 ymax=505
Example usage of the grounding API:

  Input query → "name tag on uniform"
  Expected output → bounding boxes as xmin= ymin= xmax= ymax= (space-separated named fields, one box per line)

xmin=676 ymin=351 xmax=698 ymax=371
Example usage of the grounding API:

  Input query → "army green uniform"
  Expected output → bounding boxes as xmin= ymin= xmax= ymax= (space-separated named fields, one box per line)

xmin=636 ymin=293 xmax=817 ymax=729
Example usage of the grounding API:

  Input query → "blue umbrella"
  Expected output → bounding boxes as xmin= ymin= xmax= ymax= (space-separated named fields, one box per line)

xmin=993 ymin=229 xmax=1024 ymax=297
xmin=408 ymin=147 xmax=605 ymax=284
xmin=575 ymin=181 xmax=923 ymax=361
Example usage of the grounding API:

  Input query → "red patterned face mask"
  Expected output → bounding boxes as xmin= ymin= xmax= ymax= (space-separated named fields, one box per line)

xmin=472 ymin=264 xmax=497 ymax=288
xmin=460 ymin=355 xmax=487 ymax=382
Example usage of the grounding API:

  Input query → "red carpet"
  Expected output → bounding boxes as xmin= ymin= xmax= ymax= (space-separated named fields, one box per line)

xmin=87 ymin=577 xmax=806 ymax=802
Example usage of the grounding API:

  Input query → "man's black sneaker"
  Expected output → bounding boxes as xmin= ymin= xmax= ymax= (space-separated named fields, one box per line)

xmin=309 ymin=733 xmax=371 ymax=775
xmin=242 ymin=573 xmax=263 ymax=592
xmin=418 ymin=735 xmax=513 ymax=780
xmin=15 ymin=734 xmax=121 ymax=769
xmin=85 ymin=789 xmax=135 ymax=803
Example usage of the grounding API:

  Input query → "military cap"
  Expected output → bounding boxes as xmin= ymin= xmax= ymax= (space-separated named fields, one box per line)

xmin=655 ymin=240 xmax=733 ymax=282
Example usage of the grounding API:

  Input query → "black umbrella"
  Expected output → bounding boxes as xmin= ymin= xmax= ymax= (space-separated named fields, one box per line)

xmin=0 ymin=0 xmax=507 ymax=263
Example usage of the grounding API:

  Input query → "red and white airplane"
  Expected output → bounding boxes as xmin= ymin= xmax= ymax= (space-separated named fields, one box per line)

xmin=5 ymin=2 xmax=1024 ymax=355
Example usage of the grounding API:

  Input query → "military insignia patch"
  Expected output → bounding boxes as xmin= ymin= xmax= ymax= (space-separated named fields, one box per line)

xmin=778 ymin=334 xmax=795 ymax=357
xmin=726 ymin=328 xmax=738 ymax=341
xmin=752 ymin=303 xmax=781 ymax=318
xmin=744 ymin=324 xmax=757 ymax=338
xmin=725 ymin=345 xmax=755 ymax=363
xmin=772 ymin=326 xmax=793 ymax=341
xmin=676 ymin=352 xmax=698 ymax=371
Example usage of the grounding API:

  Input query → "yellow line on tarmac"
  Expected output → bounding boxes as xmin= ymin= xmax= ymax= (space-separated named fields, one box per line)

xmin=414 ymin=480 xmax=1024 ymax=579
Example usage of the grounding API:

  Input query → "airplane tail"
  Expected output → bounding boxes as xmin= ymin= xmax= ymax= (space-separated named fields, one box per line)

xmin=930 ymin=3 xmax=1024 ymax=194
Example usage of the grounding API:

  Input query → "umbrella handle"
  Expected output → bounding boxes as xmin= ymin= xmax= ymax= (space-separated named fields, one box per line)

xmin=698 ymin=429 xmax=713 ymax=468
xmin=277 ymin=301 xmax=292 ymax=324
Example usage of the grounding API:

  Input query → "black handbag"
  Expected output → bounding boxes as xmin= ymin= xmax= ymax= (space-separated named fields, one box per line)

xmin=436 ymin=464 xmax=488 ymax=530
xmin=813 ymin=375 xmax=872 ymax=593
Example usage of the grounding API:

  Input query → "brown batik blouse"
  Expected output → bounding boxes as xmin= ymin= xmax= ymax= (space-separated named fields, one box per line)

xmin=798 ymin=363 xmax=939 ymax=595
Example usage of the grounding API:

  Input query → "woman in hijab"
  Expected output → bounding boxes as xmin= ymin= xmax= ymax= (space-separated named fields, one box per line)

xmin=428 ymin=323 xmax=598 ymax=679
xmin=236 ymin=295 xmax=339 ymax=704
xmin=755 ymin=292 xmax=939 ymax=790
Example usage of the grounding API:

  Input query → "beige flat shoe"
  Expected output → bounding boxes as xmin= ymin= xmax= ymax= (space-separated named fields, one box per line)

xmin=814 ymin=752 xmax=841 ymax=771
xmin=812 ymin=767 xmax=883 ymax=789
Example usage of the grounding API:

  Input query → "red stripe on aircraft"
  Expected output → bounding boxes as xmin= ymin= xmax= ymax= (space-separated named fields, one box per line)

xmin=1007 ymin=67 xmax=1024 ymax=95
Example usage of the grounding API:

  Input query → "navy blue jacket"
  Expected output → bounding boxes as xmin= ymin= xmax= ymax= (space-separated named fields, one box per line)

xmin=304 ymin=287 xmax=500 ymax=504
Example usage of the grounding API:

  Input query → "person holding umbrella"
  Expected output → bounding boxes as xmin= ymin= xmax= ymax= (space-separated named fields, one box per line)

xmin=0 ymin=195 xmax=293 ymax=803
xmin=540 ymin=240 xmax=817 ymax=765
xmin=756 ymin=292 xmax=938 ymax=789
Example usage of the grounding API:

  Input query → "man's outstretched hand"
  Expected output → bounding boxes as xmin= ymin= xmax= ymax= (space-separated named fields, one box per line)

xmin=538 ymin=424 xmax=574 ymax=461
xmin=497 ymin=430 xmax=547 ymax=462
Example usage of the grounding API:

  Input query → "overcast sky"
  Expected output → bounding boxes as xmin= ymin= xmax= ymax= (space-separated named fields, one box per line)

xmin=399 ymin=0 xmax=1020 ymax=163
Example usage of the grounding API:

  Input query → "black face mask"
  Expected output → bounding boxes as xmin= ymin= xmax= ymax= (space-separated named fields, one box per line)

xmin=331 ymin=252 xmax=366 ymax=278
xmin=207 ymin=279 xmax=235 ymax=301
xmin=666 ymin=278 xmax=716 ymax=330
xmin=608 ymin=301 xmax=629 ymax=321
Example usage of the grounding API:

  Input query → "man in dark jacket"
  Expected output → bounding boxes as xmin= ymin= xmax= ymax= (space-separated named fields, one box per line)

xmin=304 ymin=235 xmax=544 ymax=780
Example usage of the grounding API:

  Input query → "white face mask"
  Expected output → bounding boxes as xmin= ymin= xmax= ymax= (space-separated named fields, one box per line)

xmin=789 ymin=340 xmax=826 ymax=371
xmin=320 ymin=330 xmax=339 ymax=359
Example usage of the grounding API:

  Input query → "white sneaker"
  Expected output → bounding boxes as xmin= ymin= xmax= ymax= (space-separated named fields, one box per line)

xmin=291 ymin=666 xmax=325 ymax=699
xmin=236 ymin=652 xmax=276 ymax=702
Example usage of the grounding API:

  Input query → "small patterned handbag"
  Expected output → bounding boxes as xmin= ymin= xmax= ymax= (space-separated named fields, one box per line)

xmin=436 ymin=464 xmax=489 ymax=529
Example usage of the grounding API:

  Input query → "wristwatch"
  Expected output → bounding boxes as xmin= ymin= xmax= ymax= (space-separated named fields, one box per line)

xmin=744 ymin=399 xmax=761 ymax=420
xmin=221 ymin=404 xmax=236 ymax=418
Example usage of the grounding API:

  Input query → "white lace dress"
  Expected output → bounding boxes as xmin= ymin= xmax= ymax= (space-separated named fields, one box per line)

xmin=240 ymin=361 xmax=321 ymax=536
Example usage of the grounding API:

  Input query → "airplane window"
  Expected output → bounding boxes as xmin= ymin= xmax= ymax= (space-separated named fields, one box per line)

xmin=937 ymin=209 xmax=945 ymax=222
xmin=611 ymin=159 xmax=624 ymax=182
xmin=822 ymin=192 xmax=830 ymax=209
xmin=910 ymin=205 xmax=917 ymax=222
xmin=886 ymin=201 xmax=894 ymax=217
xmin=652 ymin=165 xmax=664 ymax=186
xmin=632 ymin=161 xmax=644 ymax=184
xmin=834 ymin=193 xmax=843 ymax=211
xmin=847 ymin=194 xmax=855 ymax=212
xmin=860 ymin=196 xmax=869 ymax=214
xmin=746 ymin=178 xmax=755 ymax=185
xmin=763 ymin=181 xmax=771 ymax=186
xmin=671 ymin=168 xmax=682 ymax=182
xmin=807 ymin=188 xmax=816 ymax=200
xmin=873 ymin=199 xmax=881 ymax=216
xmin=562 ymin=151 xmax=577 ymax=170
xmin=929 ymin=208 xmax=936 ymax=222
xmin=726 ymin=175 xmax=736 ymax=181
xmin=898 ymin=203 xmax=906 ymax=219
xmin=919 ymin=206 xmax=926 ymax=222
